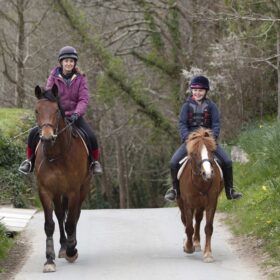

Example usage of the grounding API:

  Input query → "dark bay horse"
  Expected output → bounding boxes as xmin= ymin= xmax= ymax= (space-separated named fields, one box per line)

xmin=34 ymin=85 xmax=91 ymax=272
xmin=177 ymin=128 xmax=223 ymax=262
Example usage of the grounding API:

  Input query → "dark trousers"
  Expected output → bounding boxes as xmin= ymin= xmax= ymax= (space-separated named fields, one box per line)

xmin=27 ymin=116 xmax=98 ymax=154
xmin=74 ymin=117 xmax=98 ymax=151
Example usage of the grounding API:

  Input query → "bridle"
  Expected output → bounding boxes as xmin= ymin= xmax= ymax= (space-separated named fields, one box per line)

xmin=37 ymin=106 xmax=73 ymax=143
xmin=190 ymin=156 xmax=213 ymax=177
xmin=37 ymin=110 xmax=61 ymax=142
xmin=36 ymin=102 xmax=74 ymax=163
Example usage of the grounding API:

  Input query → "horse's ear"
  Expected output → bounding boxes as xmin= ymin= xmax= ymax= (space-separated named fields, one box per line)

xmin=35 ymin=85 xmax=43 ymax=99
xmin=204 ymin=131 xmax=210 ymax=137
xmin=52 ymin=84 xmax=58 ymax=98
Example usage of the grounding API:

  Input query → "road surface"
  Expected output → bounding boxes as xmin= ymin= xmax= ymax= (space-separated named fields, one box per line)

xmin=14 ymin=208 xmax=263 ymax=280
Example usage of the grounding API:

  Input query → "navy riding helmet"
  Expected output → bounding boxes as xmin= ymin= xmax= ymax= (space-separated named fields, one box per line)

xmin=190 ymin=75 xmax=210 ymax=90
xmin=58 ymin=46 xmax=78 ymax=62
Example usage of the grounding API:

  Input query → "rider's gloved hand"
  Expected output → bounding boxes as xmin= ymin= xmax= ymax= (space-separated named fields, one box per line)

xmin=69 ymin=113 xmax=79 ymax=123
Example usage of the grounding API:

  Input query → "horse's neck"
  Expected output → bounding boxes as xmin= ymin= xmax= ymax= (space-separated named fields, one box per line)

xmin=43 ymin=122 xmax=71 ymax=158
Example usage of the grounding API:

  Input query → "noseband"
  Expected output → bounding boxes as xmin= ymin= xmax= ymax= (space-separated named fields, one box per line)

xmin=191 ymin=157 xmax=213 ymax=176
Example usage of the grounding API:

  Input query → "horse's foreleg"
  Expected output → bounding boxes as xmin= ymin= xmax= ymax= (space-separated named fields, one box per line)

xmin=53 ymin=196 xmax=67 ymax=258
xmin=65 ymin=193 xmax=80 ymax=263
xmin=177 ymin=198 xmax=186 ymax=227
xmin=183 ymin=207 xmax=195 ymax=254
xmin=39 ymin=192 xmax=56 ymax=273
xmin=193 ymin=208 xmax=204 ymax=252
xmin=204 ymin=207 xmax=216 ymax=263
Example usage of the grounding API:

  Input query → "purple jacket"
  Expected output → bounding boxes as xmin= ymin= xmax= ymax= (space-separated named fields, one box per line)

xmin=46 ymin=67 xmax=89 ymax=117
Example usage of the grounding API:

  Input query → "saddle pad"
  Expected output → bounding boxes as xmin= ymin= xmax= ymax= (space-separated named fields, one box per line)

xmin=177 ymin=157 xmax=223 ymax=180
xmin=214 ymin=158 xmax=223 ymax=180
xmin=177 ymin=157 xmax=189 ymax=180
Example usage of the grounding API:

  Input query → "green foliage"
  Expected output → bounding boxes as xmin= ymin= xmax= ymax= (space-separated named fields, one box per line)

xmin=0 ymin=109 xmax=36 ymax=208
xmin=0 ymin=224 xmax=12 ymax=262
xmin=219 ymin=121 xmax=280 ymax=275
xmin=96 ymin=73 xmax=123 ymax=105
xmin=0 ymin=108 xmax=33 ymax=138
xmin=0 ymin=134 xmax=22 ymax=168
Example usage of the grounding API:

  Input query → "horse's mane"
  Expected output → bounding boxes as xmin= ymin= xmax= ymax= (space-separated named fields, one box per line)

xmin=38 ymin=88 xmax=57 ymax=102
xmin=187 ymin=128 xmax=216 ymax=154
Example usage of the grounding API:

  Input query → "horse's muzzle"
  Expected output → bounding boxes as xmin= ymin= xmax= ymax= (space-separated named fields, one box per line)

xmin=201 ymin=168 xmax=214 ymax=181
xmin=40 ymin=126 xmax=57 ymax=142
xmin=40 ymin=134 xmax=57 ymax=142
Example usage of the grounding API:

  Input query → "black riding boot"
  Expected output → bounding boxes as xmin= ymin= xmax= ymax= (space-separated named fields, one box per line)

xmin=223 ymin=166 xmax=242 ymax=200
xmin=164 ymin=168 xmax=179 ymax=202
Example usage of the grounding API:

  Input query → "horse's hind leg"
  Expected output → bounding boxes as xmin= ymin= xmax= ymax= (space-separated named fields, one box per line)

xmin=193 ymin=208 xmax=204 ymax=252
xmin=65 ymin=193 xmax=80 ymax=263
xmin=39 ymin=191 xmax=56 ymax=272
xmin=203 ymin=207 xmax=216 ymax=263
xmin=53 ymin=195 xmax=67 ymax=258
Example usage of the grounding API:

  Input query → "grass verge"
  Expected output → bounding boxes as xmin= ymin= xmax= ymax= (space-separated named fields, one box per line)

xmin=219 ymin=121 xmax=280 ymax=279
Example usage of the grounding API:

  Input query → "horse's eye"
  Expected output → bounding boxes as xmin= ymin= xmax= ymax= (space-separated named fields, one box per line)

xmin=35 ymin=110 xmax=38 ymax=115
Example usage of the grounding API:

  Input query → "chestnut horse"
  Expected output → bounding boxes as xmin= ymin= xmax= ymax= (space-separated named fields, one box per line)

xmin=177 ymin=128 xmax=223 ymax=262
xmin=34 ymin=85 xmax=91 ymax=272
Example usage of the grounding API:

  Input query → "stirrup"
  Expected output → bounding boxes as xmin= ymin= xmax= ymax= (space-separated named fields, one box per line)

xmin=226 ymin=188 xmax=242 ymax=200
xmin=18 ymin=160 xmax=32 ymax=175
xmin=90 ymin=161 xmax=103 ymax=175
xmin=164 ymin=188 xmax=177 ymax=202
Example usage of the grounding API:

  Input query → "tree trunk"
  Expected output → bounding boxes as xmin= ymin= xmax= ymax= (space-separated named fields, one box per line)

xmin=115 ymin=135 xmax=127 ymax=209
xmin=277 ymin=26 xmax=280 ymax=121
xmin=15 ymin=0 xmax=25 ymax=108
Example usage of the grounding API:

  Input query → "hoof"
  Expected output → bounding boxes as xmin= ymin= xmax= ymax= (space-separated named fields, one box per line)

xmin=58 ymin=249 xmax=66 ymax=258
xmin=43 ymin=263 xmax=56 ymax=273
xmin=194 ymin=244 xmax=201 ymax=252
xmin=203 ymin=254 xmax=214 ymax=263
xmin=183 ymin=246 xmax=195 ymax=254
xmin=66 ymin=251 xmax=78 ymax=263
xmin=183 ymin=239 xmax=195 ymax=254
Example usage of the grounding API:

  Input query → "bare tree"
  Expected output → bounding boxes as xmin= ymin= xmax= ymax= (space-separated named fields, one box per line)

xmin=0 ymin=0 xmax=52 ymax=107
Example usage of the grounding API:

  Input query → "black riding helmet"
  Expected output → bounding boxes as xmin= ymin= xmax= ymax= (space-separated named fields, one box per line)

xmin=190 ymin=75 xmax=210 ymax=90
xmin=58 ymin=46 xmax=78 ymax=62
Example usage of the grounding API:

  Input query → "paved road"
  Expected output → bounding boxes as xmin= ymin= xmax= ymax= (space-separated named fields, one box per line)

xmin=15 ymin=208 xmax=263 ymax=280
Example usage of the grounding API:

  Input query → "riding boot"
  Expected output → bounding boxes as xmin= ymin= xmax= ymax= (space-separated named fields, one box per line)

xmin=223 ymin=166 xmax=242 ymax=200
xmin=164 ymin=168 xmax=179 ymax=202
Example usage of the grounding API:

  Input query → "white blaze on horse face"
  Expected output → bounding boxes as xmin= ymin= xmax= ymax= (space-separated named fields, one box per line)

xmin=201 ymin=144 xmax=212 ymax=179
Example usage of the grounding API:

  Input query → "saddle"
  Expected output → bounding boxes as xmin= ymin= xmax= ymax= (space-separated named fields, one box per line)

xmin=177 ymin=156 xmax=223 ymax=180
xmin=71 ymin=126 xmax=89 ymax=156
